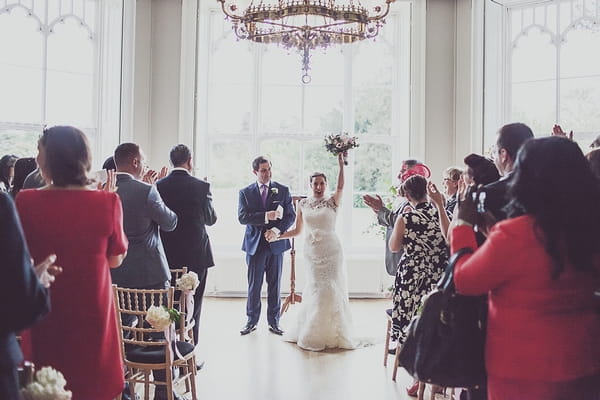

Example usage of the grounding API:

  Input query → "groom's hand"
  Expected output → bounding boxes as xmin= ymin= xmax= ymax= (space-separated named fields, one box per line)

xmin=266 ymin=210 xmax=278 ymax=221
xmin=264 ymin=230 xmax=276 ymax=242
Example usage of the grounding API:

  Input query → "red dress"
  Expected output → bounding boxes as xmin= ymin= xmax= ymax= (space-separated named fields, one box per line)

xmin=451 ymin=216 xmax=600 ymax=400
xmin=16 ymin=189 xmax=128 ymax=400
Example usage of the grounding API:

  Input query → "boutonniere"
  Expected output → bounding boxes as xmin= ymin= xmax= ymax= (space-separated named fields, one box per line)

xmin=271 ymin=187 xmax=279 ymax=195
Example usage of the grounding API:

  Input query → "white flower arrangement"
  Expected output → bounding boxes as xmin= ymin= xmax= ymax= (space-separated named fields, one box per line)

xmin=176 ymin=271 xmax=200 ymax=292
xmin=21 ymin=367 xmax=72 ymax=400
xmin=270 ymin=187 xmax=279 ymax=195
xmin=146 ymin=305 xmax=180 ymax=331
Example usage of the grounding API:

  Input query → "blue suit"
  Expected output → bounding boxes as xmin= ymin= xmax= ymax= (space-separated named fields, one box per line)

xmin=238 ymin=181 xmax=295 ymax=326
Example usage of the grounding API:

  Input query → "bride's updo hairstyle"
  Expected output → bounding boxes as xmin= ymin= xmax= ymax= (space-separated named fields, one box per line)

xmin=38 ymin=125 xmax=92 ymax=187
xmin=310 ymin=172 xmax=327 ymax=183
xmin=400 ymin=175 xmax=427 ymax=201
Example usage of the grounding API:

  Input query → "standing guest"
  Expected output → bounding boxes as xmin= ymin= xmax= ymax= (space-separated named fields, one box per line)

xmin=157 ymin=144 xmax=217 ymax=346
xmin=0 ymin=192 xmax=59 ymax=400
xmin=442 ymin=167 xmax=462 ymax=214
xmin=586 ymin=149 xmax=600 ymax=182
xmin=238 ymin=156 xmax=295 ymax=336
xmin=102 ymin=156 xmax=116 ymax=171
xmin=10 ymin=157 xmax=37 ymax=198
xmin=362 ymin=160 xmax=431 ymax=276
xmin=463 ymin=153 xmax=500 ymax=187
xmin=589 ymin=134 xmax=600 ymax=149
xmin=388 ymin=175 xmax=449 ymax=396
xmin=0 ymin=154 xmax=18 ymax=192
xmin=452 ymin=136 xmax=600 ymax=400
xmin=16 ymin=126 xmax=128 ymax=400
xmin=111 ymin=142 xmax=177 ymax=290
xmin=485 ymin=122 xmax=534 ymax=220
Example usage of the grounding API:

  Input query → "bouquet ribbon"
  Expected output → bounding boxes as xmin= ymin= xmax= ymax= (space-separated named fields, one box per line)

xmin=182 ymin=289 xmax=196 ymax=326
xmin=164 ymin=324 xmax=185 ymax=363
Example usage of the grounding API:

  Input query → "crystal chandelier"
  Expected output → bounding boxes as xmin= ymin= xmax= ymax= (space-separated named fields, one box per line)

xmin=217 ymin=0 xmax=397 ymax=83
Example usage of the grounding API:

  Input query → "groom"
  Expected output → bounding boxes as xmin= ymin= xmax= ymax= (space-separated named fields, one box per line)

xmin=238 ymin=156 xmax=295 ymax=336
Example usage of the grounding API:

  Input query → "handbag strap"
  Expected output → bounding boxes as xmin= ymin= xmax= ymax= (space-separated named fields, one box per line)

xmin=438 ymin=247 xmax=474 ymax=292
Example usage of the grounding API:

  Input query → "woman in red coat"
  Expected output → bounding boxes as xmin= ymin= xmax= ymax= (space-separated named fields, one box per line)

xmin=17 ymin=126 xmax=128 ymax=400
xmin=451 ymin=136 xmax=600 ymax=400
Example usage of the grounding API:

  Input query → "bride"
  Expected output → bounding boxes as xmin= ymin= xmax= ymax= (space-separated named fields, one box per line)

xmin=274 ymin=153 xmax=357 ymax=351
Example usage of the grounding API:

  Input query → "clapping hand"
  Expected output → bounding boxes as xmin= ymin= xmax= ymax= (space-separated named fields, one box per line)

xmin=34 ymin=254 xmax=62 ymax=288
xmin=552 ymin=124 xmax=573 ymax=140
xmin=158 ymin=166 xmax=169 ymax=180
xmin=143 ymin=169 xmax=159 ymax=184
xmin=104 ymin=169 xmax=117 ymax=192
xmin=362 ymin=194 xmax=384 ymax=213
xmin=427 ymin=181 xmax=444 ymax=208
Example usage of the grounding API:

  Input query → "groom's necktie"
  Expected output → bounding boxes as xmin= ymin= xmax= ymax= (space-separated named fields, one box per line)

xmin=261 ymin=184 xmax=268 ymax=207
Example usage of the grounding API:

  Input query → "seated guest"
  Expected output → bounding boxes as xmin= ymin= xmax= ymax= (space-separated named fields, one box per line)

xmin=0 ymin=192 xmax=59 ymax=400
xmin=0 ymin=154 xmax=18 ymax=192
xmin=10 ymin=157 xmax=37 ymax=198
xmin=16 ymin=126 xmax=128 ymax=400
xmin=452 ymin=136 xmax=600 ymax=400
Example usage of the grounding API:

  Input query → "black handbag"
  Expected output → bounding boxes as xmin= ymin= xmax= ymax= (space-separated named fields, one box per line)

xmin=398 ymin=247 xmax=487 ymax=388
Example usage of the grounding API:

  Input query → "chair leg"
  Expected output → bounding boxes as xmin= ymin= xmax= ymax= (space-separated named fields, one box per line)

xmin=384 ymin=319 xmax=391 ymax=367
xmin=166 ymin=367 xmax=173 ymax=400
xmin=417 ymin=381 xmax=425 ymax=400
xmin=144 ymin=371 xmax=150 ymax=400
xmin=392 ymin=343 xmax=401 ymax=381
xmin=188 ymin=357 xmax=198 ymax=400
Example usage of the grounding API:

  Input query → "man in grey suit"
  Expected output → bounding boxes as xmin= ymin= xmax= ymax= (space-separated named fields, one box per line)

xmin=111 ymin=142 xmax=177 ymax=290
xmin=363 ymin=159 xmax=431 ymax=276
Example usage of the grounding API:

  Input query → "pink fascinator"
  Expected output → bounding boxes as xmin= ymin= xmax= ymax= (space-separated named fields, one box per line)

xmin=400 ymin=164 xmax=431 ymax=182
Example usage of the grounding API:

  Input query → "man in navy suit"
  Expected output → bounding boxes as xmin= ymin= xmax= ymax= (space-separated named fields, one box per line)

xmin=157 ymin=144 xmax=217 ymax=344
xmin=238 ymin=156 xmax=295 ymax=335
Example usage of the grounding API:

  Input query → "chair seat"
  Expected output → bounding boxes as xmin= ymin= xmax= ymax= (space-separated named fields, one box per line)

xmin=126 ymin=341 xmax=195 ymax=364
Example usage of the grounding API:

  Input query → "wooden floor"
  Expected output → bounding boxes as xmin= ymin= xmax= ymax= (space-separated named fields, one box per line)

xmin=164 ymin=297 xmax=452 ymax=400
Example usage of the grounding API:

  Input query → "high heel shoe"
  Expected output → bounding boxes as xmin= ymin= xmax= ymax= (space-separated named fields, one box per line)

xmin=406 ymin=381 xmax=419 ymax=397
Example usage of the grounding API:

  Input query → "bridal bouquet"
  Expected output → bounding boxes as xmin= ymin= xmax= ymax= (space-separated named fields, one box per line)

xmin=21 ymin=367 xmax=72 ymax=400
xmin=324 ymin=133 xmax=359 ymax=165
xmin=146 ymin=305 xmax=181 ymax=330
xmin=176 ymin=271 xmax=199 ymax=292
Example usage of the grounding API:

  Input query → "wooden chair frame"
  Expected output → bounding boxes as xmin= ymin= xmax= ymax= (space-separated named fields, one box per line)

xmin=112 ymin=285 xmax=197 ymax=400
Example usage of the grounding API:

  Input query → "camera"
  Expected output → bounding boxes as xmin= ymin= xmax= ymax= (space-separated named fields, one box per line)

xmin=472 ymin=189 xmax=487 ymax=214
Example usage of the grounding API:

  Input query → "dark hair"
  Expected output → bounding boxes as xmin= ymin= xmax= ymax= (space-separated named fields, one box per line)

xmin=39 ymin=126 xmax=92 ymax=187
xmin=170 ymin=144 xmax=192 ymax=167
xmin=0 ymin=154 xmax=18 ymax=188
xmin=102 ymin=156 xmax=116 ymax=171
xmin=10 ymin=157 xmax=37 ymax=196
xmin=497 ymin=122 xmax=534 ymax=160
xmin=309 ymin=172 xmax=327 ymax=183
xmin=114 ymin=143 xmax=141 ymax=169
xmin=506 ymin=136 xmax=600 ymax=279
xmin=402 ymin=159 xmax=422 ymax=169
xmin=400 ymin=175 xmax=428 ymax=201
xmin=463 ymin=153 xmax=500 ymax=186
xmin=252 ymin=156 xmax=271 ymax=172
xmin=590 ymin=134 xmax=600 ymax=149
xmin=444 ymin=167 xmax=462 ymax=181
xmin=586 ymin=149 xmax=600 ymax=183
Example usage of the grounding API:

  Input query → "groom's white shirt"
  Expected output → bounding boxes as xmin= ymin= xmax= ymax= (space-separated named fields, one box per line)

xmin=256 ymin=180 xmax=280 ymax=234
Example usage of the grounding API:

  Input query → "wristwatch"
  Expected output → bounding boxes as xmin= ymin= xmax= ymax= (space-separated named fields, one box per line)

xmin=454 ymin=218 xmax=473 ymax=227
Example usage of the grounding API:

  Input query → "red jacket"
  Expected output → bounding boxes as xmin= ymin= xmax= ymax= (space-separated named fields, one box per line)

xmin=451 ymin=216 xmax=600 ymax=381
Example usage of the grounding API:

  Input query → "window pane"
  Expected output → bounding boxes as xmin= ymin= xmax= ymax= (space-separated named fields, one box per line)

xmin=512 ymin=27 xmax=555 ymax=83
xmin=260 ymin=86 xmax=303 ymax=133
xmin=0 ymin=10 xmax=43 ymax=123
xmin=46 ymin=18 xmax=95 ymax=127
xmin=353 ymin=142 xmax=392 ymax=192
xmin=209 ymin=140 xmax=253 ymax=189
xmin=512 ymin=81 xmax=555 ymax=136
xmin=304 ymin=86 xmax=343 ymax=133
xmin=303 ymin=140 xmax=339 ymax=195
xmin=260 ymin=139 xmax=301 ymax=193
xmin=0 ymin=129 xmax=40 ymax=157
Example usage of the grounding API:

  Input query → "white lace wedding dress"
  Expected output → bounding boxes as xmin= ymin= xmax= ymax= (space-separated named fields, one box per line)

xmin=283 ymin=196 xmax=357 ymax=351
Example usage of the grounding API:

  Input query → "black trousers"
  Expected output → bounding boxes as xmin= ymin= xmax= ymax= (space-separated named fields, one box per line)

xmin=0 ymin=367 xmax=19 ymax=400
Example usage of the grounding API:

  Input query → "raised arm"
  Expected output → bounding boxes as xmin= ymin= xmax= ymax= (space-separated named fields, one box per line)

xmin=332 ymin=153 xmax=344 ymax=206
xmin=427 ymin=181 xmax=451 ymax=241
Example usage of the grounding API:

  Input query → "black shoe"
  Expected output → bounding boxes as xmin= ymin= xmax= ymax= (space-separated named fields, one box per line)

xmin=240 ymin=322 xmax=257 ymax=335
xmin=268 ymin=323 xmax=284 ymax=335
xmin=196 ymin=360 xmax=205 ymax=370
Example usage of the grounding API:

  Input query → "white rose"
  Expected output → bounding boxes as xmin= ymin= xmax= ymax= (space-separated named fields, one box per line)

xmin=145 ymin=305 xmax=172 ymax=331
xmin=35 ymin=367 xmax=67 ymax=388
xmin=177 ymin=271 xmax=200 ymax=291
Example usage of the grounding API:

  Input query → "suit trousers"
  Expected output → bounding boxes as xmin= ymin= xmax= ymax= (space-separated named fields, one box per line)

xmin=246 ymin=239 xmax=283 ymax=326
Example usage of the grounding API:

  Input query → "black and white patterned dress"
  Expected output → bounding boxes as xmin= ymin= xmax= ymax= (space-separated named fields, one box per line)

xmin=391 ymin=201 xmax=448 ymax=343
